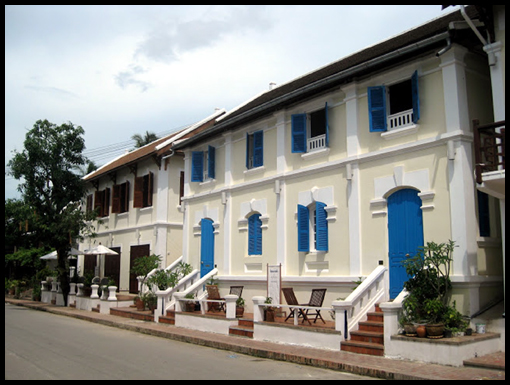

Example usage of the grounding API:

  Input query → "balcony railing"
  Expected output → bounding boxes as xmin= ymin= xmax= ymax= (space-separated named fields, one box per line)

xmin=473 ymin=119 xmax=505 ymax=184
xmin=388 ymin=109 xmax=414 ymax=130
xmin=307 ymin=134 xmax=326 ymax=152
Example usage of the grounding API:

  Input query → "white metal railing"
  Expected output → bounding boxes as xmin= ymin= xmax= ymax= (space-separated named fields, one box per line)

xmin=388 ymin=108 xmax=414 ymax=130
xmin=331 ymin=265 xmax=388 ymax=340
xmin=307 ymin=134 xmax=326 ymax=152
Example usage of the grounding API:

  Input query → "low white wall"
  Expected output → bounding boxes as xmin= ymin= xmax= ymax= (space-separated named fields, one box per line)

xmin=174 ymin=313 xmax=238 ymax=335
xmin=254 ymin=322 xmax=342 ymax=351
xmin=386 ymin=333 xmax=502 ymax=367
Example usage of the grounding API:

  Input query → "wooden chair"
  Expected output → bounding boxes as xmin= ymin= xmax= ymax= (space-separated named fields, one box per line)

xmin=303 ymin=288 xmax=327 ymax=324
xmin=229 ymin=286 xmax=243 ymax=298
xmin=282 ymin=287 xmax=311 ymax=325
xmin=205 ymin=285 xmax=224 ymax=312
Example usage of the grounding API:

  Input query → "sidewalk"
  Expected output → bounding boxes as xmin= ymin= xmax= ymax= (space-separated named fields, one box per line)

xmin=5 ymin=297 xmax=505 ymax=380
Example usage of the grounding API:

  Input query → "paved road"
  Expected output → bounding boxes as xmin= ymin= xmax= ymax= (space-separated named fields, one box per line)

xmin=5 ymin=304 xmax=378 ymax=380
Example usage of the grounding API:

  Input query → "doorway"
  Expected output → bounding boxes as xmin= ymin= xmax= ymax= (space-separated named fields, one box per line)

xmin=387 ymin=188 xmax=424 ymax=299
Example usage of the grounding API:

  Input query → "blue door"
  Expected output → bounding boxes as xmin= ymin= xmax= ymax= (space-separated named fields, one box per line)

xmin=200 ymin=218 xmax=214 ymax=277
xmin=387 ymin=189 xmax=424 ymax=299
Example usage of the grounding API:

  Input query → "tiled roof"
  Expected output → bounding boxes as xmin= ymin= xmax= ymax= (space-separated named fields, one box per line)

xmin=172 ymin=6 xmax=482 ymax=149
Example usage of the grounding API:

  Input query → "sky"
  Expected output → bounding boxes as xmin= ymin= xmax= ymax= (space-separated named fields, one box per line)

xmin=5 ymin=5 xmax=459 ymax=200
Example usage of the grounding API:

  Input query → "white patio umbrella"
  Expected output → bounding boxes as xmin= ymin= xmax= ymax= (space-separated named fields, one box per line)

xmin=83 ymin=243 xmax=119 ymax=277
xmin=40 ymin=248 xmax=85 ymax=260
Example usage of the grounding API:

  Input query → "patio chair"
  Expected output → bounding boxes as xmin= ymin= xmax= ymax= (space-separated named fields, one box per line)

xmin=229 ymin=286 xmax=243 ymax=298
xmin=303 ymin=288 xmax=327 ymax=324
xmin=282 ymin=287 xmax=311 ymax=325
xmin=205 ymin=285 xmax=224 ymax=312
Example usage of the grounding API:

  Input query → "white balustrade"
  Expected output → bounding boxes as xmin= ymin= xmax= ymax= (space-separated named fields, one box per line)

xmin=387 ymin=108 xmax=414 ymax=129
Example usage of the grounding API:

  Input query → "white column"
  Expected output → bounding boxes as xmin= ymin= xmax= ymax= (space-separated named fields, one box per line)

xmin=343 ymin=83 xmax=362 ymax=276
xmin=275 ymin=112 xmax=287 ymax=270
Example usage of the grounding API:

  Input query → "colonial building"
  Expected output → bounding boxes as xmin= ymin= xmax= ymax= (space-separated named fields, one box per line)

xmin=171 ymin=5 xmax=505 ymax=316
xmin=78 ymin=109 xmax=225 ymax=293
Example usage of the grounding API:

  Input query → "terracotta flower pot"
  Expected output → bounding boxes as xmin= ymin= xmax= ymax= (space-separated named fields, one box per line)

xmin=416 ymin=324 xmax=427 ymax=338
xmin=426 ymin=323 xmax=445 ymax=339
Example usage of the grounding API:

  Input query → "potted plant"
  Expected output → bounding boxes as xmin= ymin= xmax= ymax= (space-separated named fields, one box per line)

xmin=130 ymin=254 xmax=161 ymax=311
xmin=184 ymin=292 xmax=196 ymax=312
xmin=263 ymin=297 xmax=276 ymax=322
xmin=143 ymin=291 xmax=158 ymax=314
xmin=442 ymin=301 xmax=468 ymax=337
xmin=236 ymin=297 xmax=245 ymax=318
xmin=401 ymin=240 xmax=456 ymax=339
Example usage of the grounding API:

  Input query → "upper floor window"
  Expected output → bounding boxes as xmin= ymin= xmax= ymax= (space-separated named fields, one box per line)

xmin=112 ymin=181 xmax=130 ymax=214
xmin=134 ymin=172 xmax=153 ymax=208
xmin=246 ymin=130 xmax=263 ymax=169
xmin=368 ymin=70 xmax=419 ymax=132
xmin=291 ymin=102 xmax=329 ymax=153
xmin=94 ymin=188 xmax=110 ymax=217
xmin=297 ymin=202 xmax=328 ymax=253
xmin=191 ymin=146 xmax=215 ymax=182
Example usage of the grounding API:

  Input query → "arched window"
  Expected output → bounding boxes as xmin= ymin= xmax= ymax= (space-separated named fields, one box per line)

xmin=248 ymin=213 xmax=262 ymax=255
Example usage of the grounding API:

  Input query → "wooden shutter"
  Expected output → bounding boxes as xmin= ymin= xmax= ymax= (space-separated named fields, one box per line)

xmin=133 ymin=176 xmax=143 ymax=208
xmin=208 ymin=145 xmax=215 ymax=179
xmin=147 ymin=172 xmax=153 ymax=207
xmin=86 ymin=194 xmax=93 ymax=213
xmin=191 ymin=151 xmax=204 ymax=182
xmin=248 ymin=214 xmax=262 ymax=255
xmin=111 ymin=185 xmax=121 ymax=214
xmin=315 ymin=202 xmax=328 ymax=251
xmin=411 ymin=70 xmax=420 ymax=123
xmin=123 ymin=181 xmax=130 ymax=212
xmin=368 ymin=86 xmax=387 ymax=132
xmin=94 ymin=191 xmax=101 ymax=215
xmin=253 ymin=130 xmax=264 ymax=168
xmin=325 ymin=102 xmax=329 ymax=147
xmin=291 ymin=114 xmax=307 ymax=153
xmin=103 ymin=188 xmax=110 ymax=217
xmin=297 ymin=204 xmax=310 ymax=252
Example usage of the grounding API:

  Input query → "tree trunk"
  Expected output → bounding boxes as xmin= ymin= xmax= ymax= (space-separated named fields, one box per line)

xmin=57 ymin=248 xmax=69 ymax=307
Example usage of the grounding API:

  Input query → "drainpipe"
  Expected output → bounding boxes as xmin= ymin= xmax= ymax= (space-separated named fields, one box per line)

xmin=460 ymin=5 xmax=496 ymax=66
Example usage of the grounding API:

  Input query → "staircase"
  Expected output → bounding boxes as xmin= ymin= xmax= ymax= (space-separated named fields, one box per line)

xmin=340 ymin=304 xmax=384 ymax=356
xmin=228 ymin=318 xmax=254 ymax=338
xmin=159 ymin=309 xmax=176 ymax=325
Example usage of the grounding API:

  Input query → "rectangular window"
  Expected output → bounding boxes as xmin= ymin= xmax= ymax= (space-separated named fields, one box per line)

xmin=133 ymin=172 xmax=153 ymax=208
xmin=94 ymin=188 xmax=110 ymax=217
xmin=297 ymin=202 xmax=328 ymax=252
xmin=368 ymin=70 xmax=420 ymax=132
xmin=191 ymin=146 xmax=215 ymax=182
xmin=291 ymin=102 xmax=329 ymax=153
xmin=246 ymin=130 xmax=263 ymax=169
xmin=111 ymin=181 xmax=130 ymax=214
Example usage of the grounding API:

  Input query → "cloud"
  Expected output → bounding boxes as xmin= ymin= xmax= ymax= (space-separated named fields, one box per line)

xmin=114 ymin=65 xmax=152 ymax=92
xmin=24 ymin=85 xmax=79 ymax=99
xmin=134 ymin=5 xmax=273 ymax=63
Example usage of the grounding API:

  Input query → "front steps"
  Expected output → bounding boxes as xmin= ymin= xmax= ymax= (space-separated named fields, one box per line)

xmin=341 ymin=304 xmax=385 ymax=356
xmin=229 ymin=318 xmax=254 ymax=338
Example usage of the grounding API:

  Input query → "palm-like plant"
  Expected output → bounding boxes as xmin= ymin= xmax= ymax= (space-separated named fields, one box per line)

xmin=131 ymin=131 xmax=159 ymax=148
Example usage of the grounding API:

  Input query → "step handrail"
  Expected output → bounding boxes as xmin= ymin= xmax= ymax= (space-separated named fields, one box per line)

xmin=332 ymin=265 xmax=388 ymax=337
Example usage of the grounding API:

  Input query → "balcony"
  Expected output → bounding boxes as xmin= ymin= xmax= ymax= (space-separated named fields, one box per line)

xmin=473 ymin=119 xmax=505 ymax=200
xmin=307 ymin=134 xmax=326 ymax=152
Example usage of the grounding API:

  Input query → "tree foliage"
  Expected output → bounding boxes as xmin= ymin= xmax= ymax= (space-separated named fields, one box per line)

xmin=131 ymin=131 xmax=159 ymax=148
xmin=7 ymin=119 xmax=97 ymax=304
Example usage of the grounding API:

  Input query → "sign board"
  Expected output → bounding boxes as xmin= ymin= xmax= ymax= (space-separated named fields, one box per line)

xmin=267 ymin=264 xmax=281 ymax=305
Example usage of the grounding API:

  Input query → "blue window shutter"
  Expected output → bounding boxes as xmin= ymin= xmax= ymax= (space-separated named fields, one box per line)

xmin=297 ymin=204 xmax=309 ymax=252
xmin=291 ymin=114 xmax=307 ymax=153
xmin=208 ymin=145 xmax=215 ymax=179
xmin=315 ymin=202 xmax=328 ymax=251
xmin=191 ymin=151 xmax=204 ymax=182
xmin=368 ymin=86 xmax=387 ymax=132
xmin=411 ymin=70 xmax=420 ymax=123
xmin=246 ymin=133 xmax=250 ymax=169
xmin=325 ymin=102 xmax=329 ymax=147
xmin=253 ymin=130 xmax=264 ymax=167
xmin=248 ymin=214 xmax=262 ymax=255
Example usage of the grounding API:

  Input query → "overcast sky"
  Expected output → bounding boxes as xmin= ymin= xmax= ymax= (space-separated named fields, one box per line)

xmin=5 ymin=5 xmax=458 ymax=200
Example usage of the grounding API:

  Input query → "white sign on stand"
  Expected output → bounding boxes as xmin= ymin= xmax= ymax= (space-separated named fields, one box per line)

xmin=267 ymin=264 xmax=281 ymax=305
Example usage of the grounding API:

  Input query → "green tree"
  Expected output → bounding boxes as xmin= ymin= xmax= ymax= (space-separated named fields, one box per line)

xmin=7 ymin=119 xmax=97 ymax=305
xmin=131 ymin=131 xmax=159 ymax=148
